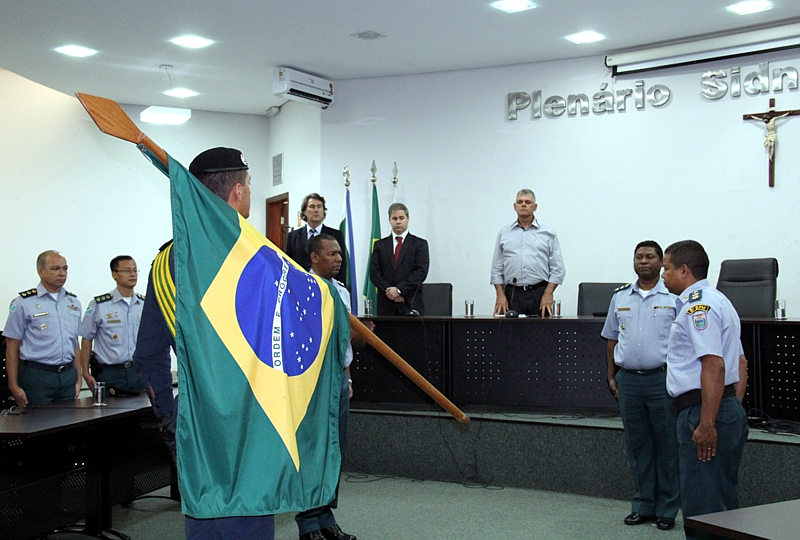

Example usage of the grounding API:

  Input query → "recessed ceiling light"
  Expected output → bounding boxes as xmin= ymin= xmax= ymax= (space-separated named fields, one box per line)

xmin=351 ymin=30 xmax=387 ymax=40
xmin=170 ymin=35 xmax=214 ymax=49
xmin=54 ymin=45 xmax=98 ymax=57
xmin=163 ymin=87 xmax=199 ymax=98
xmin=140 ymin=106 xmax=192 ymax=125
xmin=727 ymin=1 xmax=772 ymax=15
xmin=565 ymin=31 xmax=606 ymax=44
xmin=490 ymin=0 xmax=536 ymax=14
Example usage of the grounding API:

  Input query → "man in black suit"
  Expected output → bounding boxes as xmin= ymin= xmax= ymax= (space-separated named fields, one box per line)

xmin=369 ymin=202 xmax=429 ymax=315
xmin=284 ymin=193 xmax=347 ymax=285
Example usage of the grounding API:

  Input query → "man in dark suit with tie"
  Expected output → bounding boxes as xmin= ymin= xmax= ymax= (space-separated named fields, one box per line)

xmin=369 ymin=202 xmax=429 ymax=315
xmin=284 ymin=193 xmax=347 ymax=285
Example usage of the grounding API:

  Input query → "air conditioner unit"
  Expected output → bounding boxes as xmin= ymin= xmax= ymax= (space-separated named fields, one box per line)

xmin=273 ymin=67 xmax=334 ymax=108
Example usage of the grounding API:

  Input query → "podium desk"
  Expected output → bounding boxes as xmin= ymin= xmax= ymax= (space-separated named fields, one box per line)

xmin=685 ymin=499 xmax=800 ymax=540
xmin=0 ymin=395 xmax=173 ymax=540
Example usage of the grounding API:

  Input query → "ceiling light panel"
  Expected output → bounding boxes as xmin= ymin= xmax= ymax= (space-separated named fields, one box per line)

xmin=565 ymin=31 xmax=605 ymax=44
xmin=490 ymin=0 xmax=536 ymax=14
xmin=140 ymin=106 xmax=192 ymax=125
xmin=170 ymin=35 xmax=215 ymax=48
xmin=163 ymin=87 xmax=199 ymax=98
xmin=727 ymin=1 xmax=772 ymax=15
xmin=54 ymin=45 xmax=98 ymax=57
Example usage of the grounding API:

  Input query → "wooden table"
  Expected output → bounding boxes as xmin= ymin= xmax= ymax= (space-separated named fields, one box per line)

xmin=685 ymin=499 xmax=800 ymax=540
xmin=1 ymin=395 xmax=173 ymax=540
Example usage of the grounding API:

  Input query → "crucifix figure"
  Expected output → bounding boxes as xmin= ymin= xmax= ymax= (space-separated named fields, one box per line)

xmin=743 ymin=98 xmax=800 ymax=187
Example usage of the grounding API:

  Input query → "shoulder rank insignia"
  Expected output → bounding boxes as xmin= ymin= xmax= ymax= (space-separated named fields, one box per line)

xmin=687 ymin=304 xmax=710 ymax=315
xmin=334 ymin=279 xmax=345 ymax=287
xmin=65 ymin=291 xmax=77 ymax=298
xmin=19 ymin=288 xmax=37 ymax=298
xmin=614 ymin=283 xmax=632 ymax=293
xmin=688 ymin=289 xmax=702 ymax=302
xmin=95 ymin=293 xmax=113 ymax=303
xmin=136 ymin=293 xmax=146 ymax=301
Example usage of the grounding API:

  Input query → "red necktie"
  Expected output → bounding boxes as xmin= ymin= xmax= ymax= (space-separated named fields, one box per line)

xmin=394 ymin=236 xmax=403 ymax=268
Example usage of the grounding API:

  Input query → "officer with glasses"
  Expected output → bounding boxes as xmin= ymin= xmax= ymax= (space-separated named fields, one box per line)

xmin=79 ymin=255 xmax=145 ymax=393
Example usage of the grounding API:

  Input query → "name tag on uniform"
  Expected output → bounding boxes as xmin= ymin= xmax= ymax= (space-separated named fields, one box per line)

xmin=617 ymin=307 xmax=630 ymax=311
xmin=107 ymin=319 xmax=122 ymax=324
xmin=653 ymin=306 xmax=674 ymax=310
xmin=33 ymin=312 xmax=49 ymax=317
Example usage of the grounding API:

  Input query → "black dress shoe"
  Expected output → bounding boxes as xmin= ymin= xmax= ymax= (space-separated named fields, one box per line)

xmin=321 ymin=524 xmax=357 ymax=540
xmin=656 ymin=517 xmax=675 ymax=530
xmin=299 ymin=531 xmax=326 ymax=540
xmin=623 ymin=512 xmax=655 ymax=525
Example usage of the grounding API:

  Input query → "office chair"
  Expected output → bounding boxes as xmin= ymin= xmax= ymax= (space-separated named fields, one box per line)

xmin=716 ymin=258 xmax=778 ymax=318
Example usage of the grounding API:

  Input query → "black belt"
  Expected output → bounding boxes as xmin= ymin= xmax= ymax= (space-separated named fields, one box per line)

xmin=621 ymin=365 xmax=666 ymax=376
xmin=670 ymin=384 xmax=736 ymax=414
xmin=100 ymin=361 xmax=135 ymax=369
xmin=507 ymin=281 xmax=546 ymax=291
xmin=21 ymin=360 xmax=74 ymax=373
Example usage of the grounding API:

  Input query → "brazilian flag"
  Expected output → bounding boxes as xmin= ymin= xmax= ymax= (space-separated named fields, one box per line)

xmin=162 ymin=152 xmax=349 ymax=518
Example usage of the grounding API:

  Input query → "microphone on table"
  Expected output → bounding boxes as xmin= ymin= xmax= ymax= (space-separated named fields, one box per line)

xmin=406 ymin=283 xmax=421 ymax=317
xmin=505 ymin=277 xmax=519 ymax=318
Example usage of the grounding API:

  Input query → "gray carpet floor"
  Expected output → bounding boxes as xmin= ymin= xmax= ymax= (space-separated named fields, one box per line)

xmin=48 ymin=473 xmax=683 ymax=539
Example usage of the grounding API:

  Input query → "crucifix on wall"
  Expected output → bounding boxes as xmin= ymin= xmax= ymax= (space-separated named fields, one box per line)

xmin=743 ymin=98 xmax=800 ymax=187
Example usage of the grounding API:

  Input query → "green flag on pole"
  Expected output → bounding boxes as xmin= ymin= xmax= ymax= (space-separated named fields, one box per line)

xmin=362 ymin=183 xmax=381 ymax=309
xmin=165 ymin=154 xmax=349 ymax=518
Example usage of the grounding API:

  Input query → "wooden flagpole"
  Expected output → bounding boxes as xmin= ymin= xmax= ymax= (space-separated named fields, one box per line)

xmin=75 ymin=92 xmax=469 ymax=425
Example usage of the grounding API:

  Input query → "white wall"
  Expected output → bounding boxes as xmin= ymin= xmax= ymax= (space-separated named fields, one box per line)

xmin=0 ymin=69 xmax=270 ymax=326
xmin=321 ymin=51 xmax=800 ymax=316
xmin=265 ymin=101 xmax=322 ymax=229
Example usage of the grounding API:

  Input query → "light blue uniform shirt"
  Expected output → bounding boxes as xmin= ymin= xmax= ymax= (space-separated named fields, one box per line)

xmin=601 ymin=279 xmax=677 ymax=370
xmin=490 ymin=218 xmax=565 ymax=287
xmin=666 ymin=279 xmax=744 ymax=397
xmin=80 ymin=288 xmax=144 ymax=365
xmin=4 ymin=283 xmax=82 ymax=365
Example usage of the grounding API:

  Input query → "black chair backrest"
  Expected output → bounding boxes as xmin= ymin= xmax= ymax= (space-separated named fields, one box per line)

xmin=577 ymin=282 xmax=628 ymax=317
xmin=716 ymin=258 xmax=778 ymax=318
xmin=422 ymin=283 xmax=453 ymax=316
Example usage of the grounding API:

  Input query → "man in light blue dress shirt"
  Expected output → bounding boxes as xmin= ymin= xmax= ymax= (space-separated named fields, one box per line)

xmin=491 ymin=189 xmax=565 ymax=316
xmin=602 ymin=240 xmax=679 ymax=530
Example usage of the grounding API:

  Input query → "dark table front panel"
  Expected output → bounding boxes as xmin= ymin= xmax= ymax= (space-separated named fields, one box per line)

xmin=351 ymin=317 xmax=447 ymax=407
xmin=451 ymin=318 xmax=616 ymax=409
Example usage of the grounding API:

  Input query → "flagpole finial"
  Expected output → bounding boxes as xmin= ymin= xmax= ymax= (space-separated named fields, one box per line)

xmin=370 ymin=160 xmax=377 ymax=185
xmin=392 ymin=161 xmax=398 ymax=187
xmin=343 ymin=164 xmax=350 ymax=188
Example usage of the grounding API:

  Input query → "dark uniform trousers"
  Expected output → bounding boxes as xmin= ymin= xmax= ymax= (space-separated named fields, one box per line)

xmin=678 ymin=396 xmax=748 ymax=540
xmin=18 ymin=361 xmax=77 ymax=406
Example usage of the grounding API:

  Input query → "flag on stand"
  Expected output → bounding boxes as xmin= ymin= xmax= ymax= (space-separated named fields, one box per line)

xmin=147 ymin=148 xmax=349 ymax=518
xmin=362 ymin=182 xmax=381 ymax=309
xmin=338 ymin=190 xmax=359 ymax=314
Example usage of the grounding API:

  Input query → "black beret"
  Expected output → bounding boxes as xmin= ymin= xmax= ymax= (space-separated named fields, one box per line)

xmin=189 ymin=147 xmax=249 ymax=174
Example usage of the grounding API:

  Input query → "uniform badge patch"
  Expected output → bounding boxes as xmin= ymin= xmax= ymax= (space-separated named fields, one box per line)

xmin=687 ymin=304 xmax=710 ymax=315
xmin=9 ymin=303 xmax=16 ymax=312
xmin=688 ymin=289 xmax=703 ymax=302
xmin=692 ymin=312 xmax=708 ymax=331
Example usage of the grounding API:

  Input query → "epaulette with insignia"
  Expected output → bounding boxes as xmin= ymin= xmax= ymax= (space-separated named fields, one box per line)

xmin=614 ymin=283 xmax=632 ymax=293
xmin=65 ymin=291 xmax=77 ymax=298
xmin=334 ymin=279 xmax=345 ymax=287
xmin=136 ymin=293 xmax=146 ymax=300
xmin=19 ymin=288 xmax=37 ymax=298
xmin=95 ymin=293 xmax=113 ymax=303
xmin=688 ymin=289 xmax=703 ymax=302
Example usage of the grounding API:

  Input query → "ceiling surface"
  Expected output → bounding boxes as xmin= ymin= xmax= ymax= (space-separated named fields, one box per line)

xmin=2 ymin=1 xmax=800 ymax=115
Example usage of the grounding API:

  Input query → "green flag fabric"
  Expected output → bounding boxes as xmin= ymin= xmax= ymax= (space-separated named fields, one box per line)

xmin=362 ymin=184 xmax=381 ymax=307
xmin=166 ymin=155 xmax=349 ymax=518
